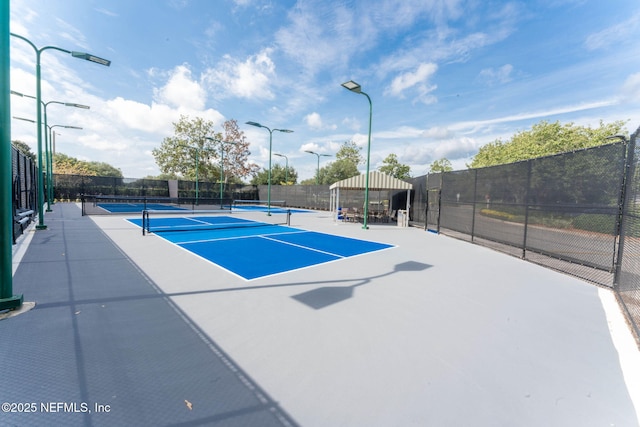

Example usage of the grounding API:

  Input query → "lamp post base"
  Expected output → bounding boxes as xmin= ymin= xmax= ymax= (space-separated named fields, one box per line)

xmin=0 ymin=294 xmax=23 ymax=311
xmin=35 ymin=224 xmax=47 ymax=230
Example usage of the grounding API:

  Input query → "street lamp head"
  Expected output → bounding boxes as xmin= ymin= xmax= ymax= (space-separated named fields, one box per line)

xmin=63 ymin=126 xmax=83 ymax=130
xmin=305 ymin=150 xmax=317 ymax=155
xmin=320 ymin=154 xmax=332 ymax=158
xmin=71 ymin=51 xmax=111 ymax=67
xmin=341 ymin=80 xmax=362 ymax=93
xmin=276 ymin=129 xmax=294 ymax=133
xmin=13 ymin=116 xmax=36 ymax=123
xmin=274 ymin=153 xmax=286 ymax=158
xmin=246 ymin=121 xmax=264 ymax=128
xmin=65 ymin=103 xmax=90 ymax=109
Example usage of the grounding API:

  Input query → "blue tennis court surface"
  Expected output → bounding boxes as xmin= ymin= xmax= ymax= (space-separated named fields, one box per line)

xmin=128 ymin=215 xmax=393 ymax=280
xmin=99 ymin=202 xmax=187 ymax=213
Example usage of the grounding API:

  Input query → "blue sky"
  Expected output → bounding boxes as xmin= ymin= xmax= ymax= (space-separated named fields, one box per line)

xmin=9 ymin=0 xmax=640 ymax=181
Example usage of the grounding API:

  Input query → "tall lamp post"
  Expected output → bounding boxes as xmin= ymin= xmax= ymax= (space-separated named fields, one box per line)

xmin=205 ymin=137 xmax=236 ymax=209
xmin=273 ymin=153 xmax=289 ymax=185
xmin=304 ymin=150 xmax=331 ymax=185
xmin=342 ymin=80 xmax=372 ymax=230
xmin=47 ymin=124 xmax=82 ymax=208
xmin=10 ymin=32 xmax=110 ymax=230
xmin=11 ymin=90 xmax=89 ymax=210
xmin=246 ymin=121 xmax=293 ymax=215
xmin=1 ymin=2 xmax=23 ymax=310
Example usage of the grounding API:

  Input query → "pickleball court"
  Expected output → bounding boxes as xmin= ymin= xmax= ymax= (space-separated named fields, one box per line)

xmin=128 ymin=212 xmax=394 ymax=280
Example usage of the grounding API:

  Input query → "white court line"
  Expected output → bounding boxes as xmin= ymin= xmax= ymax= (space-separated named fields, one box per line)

xmin=173 ymin=229 xmax=307 ymax=245
xmin=260 ymin=234 xmax=346 ymax=258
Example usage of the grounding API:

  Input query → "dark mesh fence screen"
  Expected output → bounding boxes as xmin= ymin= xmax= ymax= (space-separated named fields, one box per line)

xmin=426 ymin=142 xmax=627 ymax=286
xmin=11 ymin=144 xmax=37 ymax=243
xmin=616 ymin=127 xmax=640 ymax=343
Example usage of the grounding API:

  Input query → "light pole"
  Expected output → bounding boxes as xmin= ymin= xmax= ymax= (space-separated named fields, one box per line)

xmin=205 ymin=136 xmax=236 ymax=209
xmin=246 ymin=121 xmax=293 ymax=215
xmin=47 ymin=124 xmax=82 ymax=208
xmin=178 ymin=144 xmax=201 ymax=204
xmin=1 ymin=2 xmax=23 ymax=310
xmin=304 ymin=150 xmax=331 ymax=185
xmin=11 ymin=90 xmax=89 ymax=210
xmin=342 ymin=80 xmax=372 ymax=230
xmin=10 ymin=32 xmax=110 ymax=230
xmin=274 ymin=153 xmax=289 ymax=185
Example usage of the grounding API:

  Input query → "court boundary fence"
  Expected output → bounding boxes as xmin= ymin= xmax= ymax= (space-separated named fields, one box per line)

xmin=11 ymin=144 xmax=37 ymax=243
xmin=45 ymin=129 xmax=640 ymax=343
xmin=416 ymin=127 xmax=640 ymax=345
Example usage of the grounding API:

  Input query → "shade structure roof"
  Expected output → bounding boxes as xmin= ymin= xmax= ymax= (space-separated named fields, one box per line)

xmin=329 ymin=171 xmax=413 ymax=191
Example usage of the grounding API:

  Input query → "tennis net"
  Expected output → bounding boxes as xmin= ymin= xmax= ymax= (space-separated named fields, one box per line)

xmin=232 ymin=199 xmax=288 ymax=212
xmin=141 ymin=208 xmax=291 ymax=235
xmin=82 ymin=195 xmax=233 ymax=215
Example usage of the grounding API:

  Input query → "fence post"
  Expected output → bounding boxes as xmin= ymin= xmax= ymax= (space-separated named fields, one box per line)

xmin=470 ymin=169 xmax=478 ymax=242
xmin=522 ymin=159 xmax=533 ymax=259
xmin=613 ymin=131 xmax=638 ymax=284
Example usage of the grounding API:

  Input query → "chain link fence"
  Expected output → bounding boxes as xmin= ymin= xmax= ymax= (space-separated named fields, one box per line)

xmin=615 ymin=127 xmax=640 ymax=344
xmin=418 ymin=130 xmax=640 ymax=343
xmin=11 ymin=144 xmax=37 ymax=243
xmin=48 ymin=135 xmax=640 ymax=343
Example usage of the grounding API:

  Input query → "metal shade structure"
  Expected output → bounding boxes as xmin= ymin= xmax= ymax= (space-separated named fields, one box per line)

xmin=329 ymin=171 xmax=413 ymax=224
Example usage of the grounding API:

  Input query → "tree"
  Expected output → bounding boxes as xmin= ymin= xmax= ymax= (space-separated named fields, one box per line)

xmin=152 ymin=116 xmax=258 ymax=182
xmin=336 ymin=140 xmax=363 ymax=165
xmin=429 ymin=158 xmax=453 ymax=173
xmin=250 ymin=164 xmax=298 ymax=185
xmin=303 ymin=140 xmax=362 ymax=185
xmin=469 ymin=120 xmax=628 ymax=168
xmin=54 ymin=153 xmax=94 ymax=175
xmin=379 ymin=153 xmax=411 ymax=179
xmin=12 ymin=140 xmax=36 ymax=162
xmin=86 ymin=161 xmax=123 ymax=177
xmin=53 ymin=153 xmax=122 ymax=177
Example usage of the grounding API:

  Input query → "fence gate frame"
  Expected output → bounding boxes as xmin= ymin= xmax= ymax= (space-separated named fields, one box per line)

xmin=426 ymin=188 xmax=441 ymax=233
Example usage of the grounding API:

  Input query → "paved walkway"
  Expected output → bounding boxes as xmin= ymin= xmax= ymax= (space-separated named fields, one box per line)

xmin=2 ymin=202 xmax=639 ymax=426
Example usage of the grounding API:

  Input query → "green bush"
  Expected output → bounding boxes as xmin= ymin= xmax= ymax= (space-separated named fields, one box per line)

xmin=571 ymin=214 xmax=616 ymax=234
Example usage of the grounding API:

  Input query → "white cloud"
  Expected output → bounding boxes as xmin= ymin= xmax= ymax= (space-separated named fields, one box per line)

xmin=95 ymin=8 xmax=118 ymax=17
xmin=105 ymin=98 xmax=176 ymax=134
xmin=585 ymin=12 xmax=640 ymax=50
xmin=204 ymin=49 xmax=275 ymax=99
xmin=342 ymin=117 xmax=360 ymax=132
xmin=153 ymin=64 xmax=206 ymax=110
xmin=385 ymin=63 xmax=438 ymax=104
xmin=275 ymin=4 xmax=373 ymax=76
xmin=478 ymin=64 xmax=513 ymax=86
xmin=305 ymin=112 xmax=336 ymax=131
xmin=620 ymin=73 xmax=640 ymax=103
xmin=305 ymin=112 xmax=323 ymax=130
xmin=422 ymin=126 xmax=454 ymax=139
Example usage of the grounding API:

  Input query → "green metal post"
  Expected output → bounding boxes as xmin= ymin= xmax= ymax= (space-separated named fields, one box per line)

xmin=267 ymin=129 xmax=273 ymax=215
xmin=43 ymin=107 xmax=51 ymax=211
xmin=0 ymin=0 xmax=23 ymax=310
xmin=245 ymin=122 xmax=293 ymax=216
xmin=195 ymin=149 xmax=199 ymax=205
xmin=10 ymin=33 xmax=110 ymax=229
xmin=219 ymin=145 xmax=224 ymax=208
xmin=361 ymin=91 xmax=372 ymax=230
